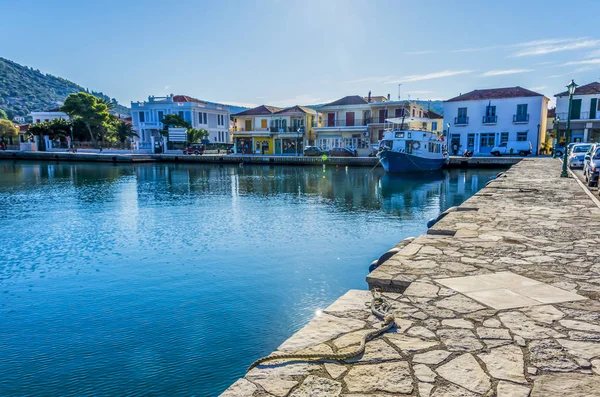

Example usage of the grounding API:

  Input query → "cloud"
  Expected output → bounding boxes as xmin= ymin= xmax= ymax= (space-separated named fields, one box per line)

xmin=547 ymin=74 xmax=566 ymax=78
xmin=481 ymin=68 xmax=534 ymax=77
xmin=164 ymin=85 xmax=171 ymax=90
xmin=386 ymin=70 xmax=474 ymax=84
xmin=529 ymin=86 xmax=547 ymax=91
xmin=406 ymin=90 xmax=433 ymax=95
xmin=510 ymin=39 xmax=600 ymax=57
xmin=562 ymin=58 xmax=600 ymax=66
xmin=574 ymin=66 xmax=595 ymax=72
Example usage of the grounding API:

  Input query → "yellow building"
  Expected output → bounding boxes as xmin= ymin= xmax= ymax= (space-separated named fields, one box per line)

xmin=231 ymin=105 xmax=316 ymax=154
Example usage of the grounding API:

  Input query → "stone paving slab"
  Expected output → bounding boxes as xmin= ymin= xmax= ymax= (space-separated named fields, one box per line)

xmin=221 ymin=158 xmax=600 ymax=396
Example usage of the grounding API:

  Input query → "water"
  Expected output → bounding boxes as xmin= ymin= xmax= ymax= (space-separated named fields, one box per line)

xmin=0 ymin=161 xmax=501 ymax=396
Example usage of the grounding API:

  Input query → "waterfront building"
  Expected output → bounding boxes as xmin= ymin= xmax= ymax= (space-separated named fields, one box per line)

xmin=555 ymin=81 xmax=600 ymax=143
xmin=314 ymin=94 xmax=440 ymax=155
xmin=231 ymin=105 xmax=316 ymax=154
xmin=313 ymin=95 xmax=371 ymax=152
xmin=130 ymin=94 xmax=231 ymax=150
xmin=13 ymin=116 xmax=26 ymax=124
xmin=443 ymin=87 xmax=549 ymax=155
xmin=425 ymin=109 xmax=443 ymax=135
xmin=30 ymin=108 xmax=69 ymax=123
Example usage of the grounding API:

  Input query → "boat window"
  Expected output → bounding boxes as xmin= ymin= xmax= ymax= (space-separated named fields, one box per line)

xmin=395 ymin=131 xmax=405 ymax=138
xmin=408 ymin=132 xmax=412 ymax=138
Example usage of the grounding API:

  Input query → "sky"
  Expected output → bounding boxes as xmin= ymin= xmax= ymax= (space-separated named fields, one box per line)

xmin=3 ymin=0 xmax=600 ymax=109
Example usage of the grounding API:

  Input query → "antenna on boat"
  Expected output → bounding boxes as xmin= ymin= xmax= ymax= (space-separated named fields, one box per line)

xmin=397 ymin=84 xmax=401 ymax=101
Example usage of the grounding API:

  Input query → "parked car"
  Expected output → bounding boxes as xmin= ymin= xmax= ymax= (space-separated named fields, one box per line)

xmin=328 ymin=147 xmax=358 ymax=157
xmin=303 ymin=146 xmax=327 ymax=156
xmin=183 ymin=145 xmax=205 ymax=155
xmin=583 ymin=143 xmax=598 ymax=171
xmin=490 ymin=141 xmax=532 ymax=156
xmin=584 ymin=145 xmax=600 ymax=187
xmin=568 ymin=143 xmax=594 ymax=168
xmin=551 ymin=144 xmax=566 ymax=157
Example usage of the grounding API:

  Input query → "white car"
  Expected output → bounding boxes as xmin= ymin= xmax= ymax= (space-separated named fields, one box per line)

xmin=569 ymin=143 xmax=594 ymax=168
xmin=491 ymin=141 xmax=532 ymax=156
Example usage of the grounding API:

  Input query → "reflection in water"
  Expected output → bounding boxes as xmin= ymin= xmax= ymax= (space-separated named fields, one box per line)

xmin=0 ymin=161 xmax=502 ymax=396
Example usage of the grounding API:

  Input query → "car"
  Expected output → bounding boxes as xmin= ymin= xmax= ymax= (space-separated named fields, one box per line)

xmin=583 ymin=143 xmax=598 ymax=171
xmin=183 ymin=145 xmax=205 ymax=155
xmin=490 ymin=141 xmax=532 ymax=156
xmin=303 ymin=146 xmax=327 ymax=156
xmin=584 ymin=145 xmax=600 ymax=187
xmin=328 ymin=147 xmax=358 ymax=157
xmin=568 ymin=143 xmax=594 ymax=168
xmin=551 ymin=144 xmax=566 ymax=157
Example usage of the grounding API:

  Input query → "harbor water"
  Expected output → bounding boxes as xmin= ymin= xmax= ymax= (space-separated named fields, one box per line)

xmin=0 ymin=161 xmax=501 ymax=396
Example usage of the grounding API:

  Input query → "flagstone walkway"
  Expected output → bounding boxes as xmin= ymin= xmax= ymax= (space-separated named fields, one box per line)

xmin=222 ymin=158 xmax=600 ymax=397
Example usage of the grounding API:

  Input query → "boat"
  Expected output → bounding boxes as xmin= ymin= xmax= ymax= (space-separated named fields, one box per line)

xmin=377 ymin=118 xmax=447 ymax=173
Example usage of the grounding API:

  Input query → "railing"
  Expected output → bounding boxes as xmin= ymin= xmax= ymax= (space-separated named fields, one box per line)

xmin=454 ymin=117 xmax=469 ymax=125
xmin=139 ymin=142 xmax=152 ymax=150
xmin=555 ymin=111 xmax=595 ymax=120
xmin=269 ymin=126 xmax=306 ymax=133
xmin=513 ymin=114 xmax=529 ymax=123
xmin=320 ymin=119 xmax=369 ymax=127
xmin=482 ymin=115 xmax=498 ymax=124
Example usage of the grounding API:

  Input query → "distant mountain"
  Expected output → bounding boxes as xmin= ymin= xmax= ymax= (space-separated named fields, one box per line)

xmin=412 ymin=100 xmax=444 ymax=115
xmin=0 ymin=57 xmax=129 ymax=122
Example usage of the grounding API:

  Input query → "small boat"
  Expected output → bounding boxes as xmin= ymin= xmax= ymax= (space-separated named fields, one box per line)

xmin=377 ymin=118 xmax=447 ymax=173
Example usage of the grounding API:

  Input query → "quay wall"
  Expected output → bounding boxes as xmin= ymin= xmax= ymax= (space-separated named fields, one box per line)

xmin=221 ymin=158 xmax=600 ymax=397
xmin=0 ymin=150 xmax=521 ymax=168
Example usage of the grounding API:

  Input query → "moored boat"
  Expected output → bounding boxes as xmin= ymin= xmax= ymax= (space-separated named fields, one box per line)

xmin=377 ymin=118 xmax=447 ymax=173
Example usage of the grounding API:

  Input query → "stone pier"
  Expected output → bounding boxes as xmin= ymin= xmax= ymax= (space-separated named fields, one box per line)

xmin=221 ymin=158 xmax=600 ymax=397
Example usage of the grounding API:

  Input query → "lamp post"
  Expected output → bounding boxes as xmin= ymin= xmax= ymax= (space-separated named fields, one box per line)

xmin=552 ymin=116 xmax=560 ymax=159
xmin=296 ymin=127 xmax=301 ymax=156
xmin=561 ymin=80 xmax=578 ymax=177
xmin=445 ymin=122 xmax=451 ymax=155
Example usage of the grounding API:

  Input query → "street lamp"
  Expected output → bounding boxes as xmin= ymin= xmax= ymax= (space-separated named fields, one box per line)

xmin=552 ymin=116 xmax=560 ymax=159
xmin=445 ymin=122 xmax=451 ymax=155
xmin=296 ymin=127 xmax=302 ymax=156
xmin=561 ymin=79 xmax=578 ymax=177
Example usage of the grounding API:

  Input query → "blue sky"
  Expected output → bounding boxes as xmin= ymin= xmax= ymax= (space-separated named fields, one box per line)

xmin=2 ymin=0 xmax=600 ymax=109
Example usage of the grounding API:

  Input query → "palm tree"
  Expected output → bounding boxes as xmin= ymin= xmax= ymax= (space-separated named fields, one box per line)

xmin=115 ymin=121 xmax=138 ymax=144
xmin=187 ymin=128 xmax=208 ymax=144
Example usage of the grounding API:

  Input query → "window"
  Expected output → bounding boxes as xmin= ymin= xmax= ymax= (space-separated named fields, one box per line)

xmin=178 ymin=111 xmax=184 ymax=118
xmin=407 ymin=132 xmax=412 ymax=138
xmin=139 ymin=112 xmax=145 ymax=122
xmin=395 ymin=108 xmax=404 ymax=117
xmin=501 ymin=132 xmax=509 ymax=143
xmin=419 ymin=110 xmax=422 ymax=117
xmin=458 ymin=108 xmax=467 ymax=118
xmin=203 ymin=113 xmax=207 ymax=124
xmin=158 ymin=111 xmax=164 ymax=122
xmin=517 ymin=132 xmax=527 ymax=141
xmin=431 ymin=121 xmax=438 ymax=131
xmin=218 ymin=114 xmax=225 ymax=126
xmin=517 ymin=104 xmax=527 ymax=115
xmin=395 ymin=131 xmax=405 ymax=138
xmin=412 ymin=109 xmax=415 ymax=117
xmin=486 ymin=105 xmax=496 ymax=116
xmin=515 ymin=104 xmax=528 ymax=122
xmin=261 ymin=119 xmax=268 ymax=129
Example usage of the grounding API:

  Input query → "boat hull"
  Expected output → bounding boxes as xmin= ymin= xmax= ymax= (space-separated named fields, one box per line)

xmin=378 ymin=150 xmax=445 ymax=173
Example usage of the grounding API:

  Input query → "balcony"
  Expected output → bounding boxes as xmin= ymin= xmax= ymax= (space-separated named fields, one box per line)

xmin=269 ymin=126 xmax=306 ymax=133
xmin=513 ymin=114 xmax=529 ymax=123
xmin=555 ymin=111 xmax=596 ymax=121
xmin=320 ymin=119 xmax=369 ymax=127
xmin=482 ymin=115 xmax=497 ymax=124
xmin=454 ymin=116 xmax=469 ymax=125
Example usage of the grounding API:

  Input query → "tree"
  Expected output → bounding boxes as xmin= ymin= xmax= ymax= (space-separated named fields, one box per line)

xmin=162 ymin=114 xmax=191 ymax=130
xmin=61 ymin=92 xmax=111 ymax=141
xmin=0 ymin=109 xmax=7 ymax=120
xmin=28 ymin=118 xmax=71 ymax=139
xmin=0 ymin=119 xmax=18 ymax=140
xmin=114 ymin=121 xmax=139 ymax=143
xmin=187 ymin=128 xmax=208 ymax=144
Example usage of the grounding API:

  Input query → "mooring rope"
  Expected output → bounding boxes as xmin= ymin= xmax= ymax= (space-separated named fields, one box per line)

xmin=246 ymin=289 xmax=395 ymax=372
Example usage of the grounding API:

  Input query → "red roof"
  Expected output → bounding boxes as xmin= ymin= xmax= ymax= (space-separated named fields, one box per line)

xmin=324 ymin=95 xmax=368 ymax=106
xmin=234 ymin=104 xmax=283 ymax=116
xmin=172 ymin=95 xmax=206 ymax=104
xmin=446 ymin=87 xmax=543 ymax=102
xmin=18 ymin=124 xmax=30 ymax=132
xmin=555 ymin=82 xmax=600 ymax=97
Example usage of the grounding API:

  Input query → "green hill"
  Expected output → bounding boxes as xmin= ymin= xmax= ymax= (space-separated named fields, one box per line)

xmin=0 ymin=57 xmax=129 ymax=122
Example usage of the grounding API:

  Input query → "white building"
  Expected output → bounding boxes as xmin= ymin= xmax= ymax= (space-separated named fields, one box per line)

xmin=130 ymin=94 xmax=231 ymax=150
xmin=555 ymin=81 xmax=600 ymax=143
xmin=443 ymin=87 xmax=549 ymax=155
xmin=30 ymin=108 xmax=69 ymax=123
xmin=13 ymin=116 xmax=26 ymax=124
